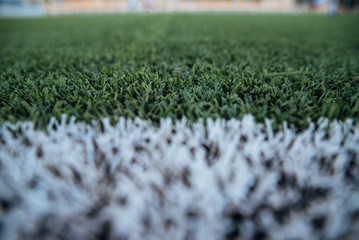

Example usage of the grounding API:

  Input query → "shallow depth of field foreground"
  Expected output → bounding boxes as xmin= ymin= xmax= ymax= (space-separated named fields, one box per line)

xmin=1 ymin=116 xmax=359 ymax=239
xmin=1 ymin=14 xmax=359 ymax=240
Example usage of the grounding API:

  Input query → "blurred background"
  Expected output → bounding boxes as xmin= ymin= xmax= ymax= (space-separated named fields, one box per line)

xmin=0 ymin=0 xmax=358 ymax=17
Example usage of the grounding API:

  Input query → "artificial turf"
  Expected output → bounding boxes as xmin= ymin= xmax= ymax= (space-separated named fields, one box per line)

xmin=0 ymin=13 xmax=359 ymax=130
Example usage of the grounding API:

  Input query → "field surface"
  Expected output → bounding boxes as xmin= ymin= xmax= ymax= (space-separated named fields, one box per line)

xmin=1 ymin=14 xmax=359 ymax=240
xmin=1 ymin=13 xmax=359 ymax=129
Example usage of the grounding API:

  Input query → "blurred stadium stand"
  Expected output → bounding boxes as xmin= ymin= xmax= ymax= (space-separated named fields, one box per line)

xmin=1 ymin=0 xmax=358 ymax=16
xmin=0 ymin=0 xmax=46 ymax=16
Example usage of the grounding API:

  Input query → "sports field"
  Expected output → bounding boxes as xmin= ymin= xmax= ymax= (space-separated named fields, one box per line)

xmin=1 ymin=14 xmax=359 ymax=240
xmin=1 ymin=14 xmax=359 ymax=129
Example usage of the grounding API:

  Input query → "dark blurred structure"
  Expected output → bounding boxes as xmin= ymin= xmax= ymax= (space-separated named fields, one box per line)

xmin=299 ymin=0 xmax=359 ymax=9
xmin=1 ymin=0 xmax=358 ymax=16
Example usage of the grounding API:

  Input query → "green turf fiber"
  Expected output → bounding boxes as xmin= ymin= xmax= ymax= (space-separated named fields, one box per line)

xmin=1 ymin=13 xmax=359 ymax=130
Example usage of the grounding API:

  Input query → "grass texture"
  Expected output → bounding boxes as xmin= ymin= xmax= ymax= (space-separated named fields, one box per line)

xmin=1 ymin=14 xmax=359 ymax=130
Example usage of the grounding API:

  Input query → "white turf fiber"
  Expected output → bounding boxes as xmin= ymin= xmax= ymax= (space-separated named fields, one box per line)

xmin=0 ymin=115 xmax=359 ymax=240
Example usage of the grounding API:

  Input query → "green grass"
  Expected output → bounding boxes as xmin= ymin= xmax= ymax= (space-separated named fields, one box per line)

xmin=1 ymin=13 xmax=359 ymax=130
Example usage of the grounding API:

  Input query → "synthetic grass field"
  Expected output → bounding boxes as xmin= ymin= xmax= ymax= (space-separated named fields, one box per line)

xmin=1 ymin=13 xmax=359 ymax=240
xmin=1 ymin=13 xmax=359 ymax=129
